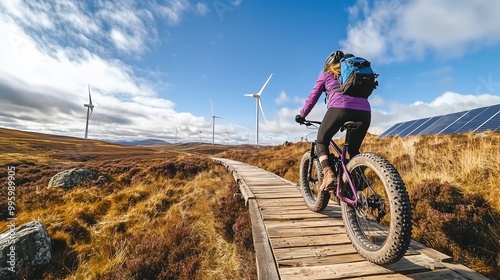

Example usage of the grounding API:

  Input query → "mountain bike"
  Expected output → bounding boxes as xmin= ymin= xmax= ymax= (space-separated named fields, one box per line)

xmin=299 ymin=119 xmax=412 ymax=264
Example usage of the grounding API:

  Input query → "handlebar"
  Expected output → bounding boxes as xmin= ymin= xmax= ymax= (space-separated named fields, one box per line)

xmin=300 ymin=119 xmax=321 ymax=127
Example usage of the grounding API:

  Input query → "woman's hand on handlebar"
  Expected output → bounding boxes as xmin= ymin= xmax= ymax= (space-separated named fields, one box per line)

xmin=296 ymin=116 xmax=321 ymax=127
xmin=295 ymin=114 xmax=306 ymax=124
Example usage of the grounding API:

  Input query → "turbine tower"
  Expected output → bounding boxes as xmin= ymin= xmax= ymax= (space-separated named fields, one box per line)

xmin=244 ymin=73 xmax=272 ymax=148
xmin=209 ymin=99 xmax=223 ymax=145
xmin=84 ymin=84 xmax=95 ymax=139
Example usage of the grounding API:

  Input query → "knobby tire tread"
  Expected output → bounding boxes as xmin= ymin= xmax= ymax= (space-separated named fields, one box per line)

xmin=341 ymin=153 xmax=412 ymax=264
xmin=299 ymin=151 xmax=330 ymax=212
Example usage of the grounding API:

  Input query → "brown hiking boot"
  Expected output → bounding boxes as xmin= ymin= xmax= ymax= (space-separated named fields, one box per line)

xmin=320 ymin=168 xmax=335 ymax=191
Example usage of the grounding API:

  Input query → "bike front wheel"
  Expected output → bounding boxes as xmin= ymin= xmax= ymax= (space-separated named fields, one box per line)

xmin=340 ymin=152 xmax=412 ymax=264
xmin=299 ymin=151 xmax=330 ymax=212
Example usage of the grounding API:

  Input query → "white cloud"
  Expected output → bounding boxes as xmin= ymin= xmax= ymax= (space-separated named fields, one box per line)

xmin=158 ymin=0 xmax=190 ymax=25
xmin=0 ymin=2 xmax=205 ymax=141
xmin=0 ymin=0 xmax=158 ymax=56
xmin=97 ymin=1 xmax=156 ymax=55
xmin=196 ymin=3 xmax=209 ymax=15
xmin=341 ymin=0 xmax=500 ymax=62
xmin=275 ymin=90 xmax=289 ymax=105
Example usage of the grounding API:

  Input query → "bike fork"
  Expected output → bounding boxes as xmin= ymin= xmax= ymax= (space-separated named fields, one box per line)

xmin=308 ymin=141 xmax=318 ymax=179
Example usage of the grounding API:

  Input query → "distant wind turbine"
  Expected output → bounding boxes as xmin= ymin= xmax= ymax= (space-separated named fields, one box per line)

xmin=84 ymin=84 xmax=95 ymax=139
xmin=244 ymin=73 xmax=272 ymax=148
xmin=198 ymin=130 xmax=202 ymax=144
xmin=175 ymin=127 xmax=178 ymax=143
xmin=209 ymin=99 xmax=223 ymax=145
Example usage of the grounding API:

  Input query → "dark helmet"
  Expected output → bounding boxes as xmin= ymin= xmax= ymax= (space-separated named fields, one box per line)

xmin=324 ymin=50 xmax=344 ymax=66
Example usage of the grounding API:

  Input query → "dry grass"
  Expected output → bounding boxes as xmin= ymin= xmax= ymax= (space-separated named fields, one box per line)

xmin=217 ymin=130 xmax=500 ymax=278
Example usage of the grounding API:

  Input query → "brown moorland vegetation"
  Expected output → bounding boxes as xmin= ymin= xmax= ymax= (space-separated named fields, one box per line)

xmin=1 ymin=126 xmax=499 ymax=279
xmin=217 ymin=130 xmax=500 ymax=279
xmin=0 ymin=128 xmax=255 ymax=279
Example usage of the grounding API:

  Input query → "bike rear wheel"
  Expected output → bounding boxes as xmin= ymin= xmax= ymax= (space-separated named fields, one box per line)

xmin=299 ymin=151 xmax=330 ymax=212
xmin=340 ymin=153 xmax=412 ymax=264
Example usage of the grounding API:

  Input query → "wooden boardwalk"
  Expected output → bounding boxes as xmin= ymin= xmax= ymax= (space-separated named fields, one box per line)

xmin=213 ymin=158 xmax=490 ymax=280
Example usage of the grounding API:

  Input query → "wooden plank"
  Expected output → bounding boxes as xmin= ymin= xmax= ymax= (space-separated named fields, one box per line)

xmin=404 ymin=269 xmax=472 ymax=280
xmin=259 ymin=204 xmax=310 ymax=211
xmin=279 ymin=254 xmax=445 ymax=280
xmin=254 ymin=193 xmax=304 ymax=199
xmin=265 ymin=219 xmax=345 ymax=230
xmin=238 ymin=173 xmax=284 ymax=178
xmin=257 ymin=197 xmax=306 ymax=207
xmin=385 ymin=254 xmax=446 ymax=272
xmin=261 ymin=208 xmax=341 ymax=218
xmin=248 ymin=199 xmax=280 ymax=280
xmin=251 ymin=188 xmax=299 ymax=194
xmin=267 ymin=225 xmax=346 ymax=238
xmin=409 ymin=240 xmax=453 ymax=263
xmin=263 ymin=212 xmax=341 ymax=221
xmin=278 ymin=252 xmax=366 ymax=267
xmin=250 ymin=185 xmax=298 ymax=190
xmin=279 ymin=261 xmax=398 ymax=280
xmin=335 ymin=274 xmax=415 ymax=279
xmin=236 ymin=180 xmax=255 ymax=206
xmin=274 ymin=244 xmax=359 ymax=261
xmin=244 ymin=180 xmax=292 ymax=186
xmin=271 ymin=234 xmax=352 ymax=249
xmin=441 ymin=262 xmax=490 ymax=280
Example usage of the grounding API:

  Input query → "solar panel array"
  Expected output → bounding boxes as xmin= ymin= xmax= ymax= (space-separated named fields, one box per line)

xmin=379 ymin=104 xmax=500 ymax=138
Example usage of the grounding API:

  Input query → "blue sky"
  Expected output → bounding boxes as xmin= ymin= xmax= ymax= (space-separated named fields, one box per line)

xmin=1 ymin=0 xmax=500 ymax=145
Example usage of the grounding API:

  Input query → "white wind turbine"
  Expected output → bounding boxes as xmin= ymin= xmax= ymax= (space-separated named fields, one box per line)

xmin=209 ymin=99 xmax=223 ymax=145
xmin=84 ymin=84 xmax=95 ymax=139
xmin=175 ymin=127 xmax=178 ymax=143
xmin=244 ymin=73 xmax=272 ymax=148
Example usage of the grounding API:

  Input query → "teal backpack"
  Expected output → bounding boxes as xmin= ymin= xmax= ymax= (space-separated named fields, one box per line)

xmin=338 ymin=54 xmax=379 ymax=98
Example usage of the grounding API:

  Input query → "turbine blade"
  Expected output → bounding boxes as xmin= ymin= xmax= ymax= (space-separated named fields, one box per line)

xmin=88 ymin=84 xmax=93 ymax=105
xmin=258 ymin=99 xmax=267 ymax=123
xmin=210 ymin=98 xmax=214 ymax=116
xmin=257 ymin=73 xmax=273 ymax=96
xmin=89 ymin=106 xmax=94 ymax=117
xmin=243 ymin=94 xmax=254 ymax=97
xmin=207 ymin=118 xmax=213 ymax=128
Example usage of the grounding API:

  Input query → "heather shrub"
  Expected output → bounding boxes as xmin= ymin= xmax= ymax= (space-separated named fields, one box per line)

xmin=410 ymin=180 xmax=500 ymax=278
xmin=146 ymin=156 xmax=211 ymax=180
xmin=105 ymin=221 xmax=201 ymax=280
xmin=46 ymin=231 xmax=78 ymax=279
xmin=213 ymin=183 xmax=246 ymax=242
xmin=211 ymin=181 xmax=256 ymax=279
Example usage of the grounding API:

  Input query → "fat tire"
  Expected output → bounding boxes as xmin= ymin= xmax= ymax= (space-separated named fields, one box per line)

xmin=299 ymin=151 xmax=330 ymax=212
xmin=341 ymin=153 xmax=412 ymax=264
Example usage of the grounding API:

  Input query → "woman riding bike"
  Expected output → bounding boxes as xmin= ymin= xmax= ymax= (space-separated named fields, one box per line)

xmin=295 ymin=50 xmax=371 ymax=192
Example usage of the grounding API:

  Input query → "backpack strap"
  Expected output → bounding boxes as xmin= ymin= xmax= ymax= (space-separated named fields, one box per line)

xmin=324 ymin=85 xmax=341 ymax=103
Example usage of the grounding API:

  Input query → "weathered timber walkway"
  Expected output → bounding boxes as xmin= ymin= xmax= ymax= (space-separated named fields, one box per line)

xmin=213 ymin=158 xmax=489 ymax=280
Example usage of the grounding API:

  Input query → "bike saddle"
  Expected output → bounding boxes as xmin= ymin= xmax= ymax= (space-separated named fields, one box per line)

xmin=341 ymin=121 xmax=363 ymax=132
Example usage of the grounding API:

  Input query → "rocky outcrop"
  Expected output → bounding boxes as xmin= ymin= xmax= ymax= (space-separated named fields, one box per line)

xmin=0 ymin=221 xmax=52 ymax=279
xmin=48 ymin=168 xmax=98 ymax=189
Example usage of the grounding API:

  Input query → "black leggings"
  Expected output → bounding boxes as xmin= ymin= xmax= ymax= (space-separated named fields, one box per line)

xmin=316 ymin=108 xmax=371 ymax=161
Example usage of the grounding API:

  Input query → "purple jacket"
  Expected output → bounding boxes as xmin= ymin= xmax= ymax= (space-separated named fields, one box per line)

xmin=300 ymin=72 xmax=371 ymax=118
